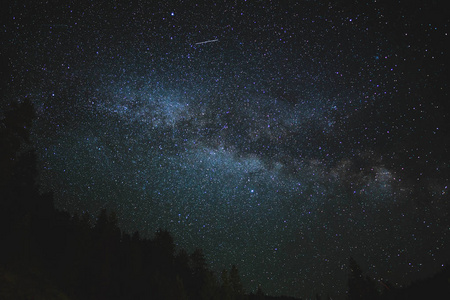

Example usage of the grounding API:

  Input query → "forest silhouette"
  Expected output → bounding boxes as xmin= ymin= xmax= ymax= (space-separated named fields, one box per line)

xmin=1 ymin=99 xmax=449 ymax=299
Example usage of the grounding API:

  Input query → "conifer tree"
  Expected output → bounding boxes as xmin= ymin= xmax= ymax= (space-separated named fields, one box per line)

xmin=230 ymin=264 xmax=244 ymax=298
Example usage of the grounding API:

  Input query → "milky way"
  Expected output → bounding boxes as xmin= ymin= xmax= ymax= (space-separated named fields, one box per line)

xmin=3 ymin=1 xmax=449 ymax=298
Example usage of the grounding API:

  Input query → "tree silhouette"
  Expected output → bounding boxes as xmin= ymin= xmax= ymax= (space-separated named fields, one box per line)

xmin=347 ymin=257 xmax=379 ymax=300
xmin=154 ymin=228 xmax=176 ymax=264
xmin=230 ymin=264 xmax=244 ymax=299
xmin=0 ymin=99 xmax=40 ymax=268
xmin=0 ymin=99 xmax=37 ymax=235
xmin=188 ymin=248 xmax=217 ymax=299
xmin=255 ymin=285 xmax=265 ymax=300
xmin=221 ymin=268 xmax=233 ymax=300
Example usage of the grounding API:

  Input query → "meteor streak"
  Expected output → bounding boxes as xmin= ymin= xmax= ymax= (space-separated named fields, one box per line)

xmin=194 ymin=39 xmax=219 ymax=45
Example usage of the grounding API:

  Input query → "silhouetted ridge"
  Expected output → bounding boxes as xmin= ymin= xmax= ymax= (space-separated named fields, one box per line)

xmin=0 ymin=99 xmax=250 ymax=300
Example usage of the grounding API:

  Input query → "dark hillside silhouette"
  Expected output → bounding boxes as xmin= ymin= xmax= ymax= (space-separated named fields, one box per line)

xmin=347 ymin=257 xmax=450 ymax=300
xmin=0 ymin=100 xmax=250 ymax=299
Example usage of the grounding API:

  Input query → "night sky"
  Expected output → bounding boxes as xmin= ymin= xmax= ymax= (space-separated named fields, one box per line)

xmin=2 ymin=0 xmax=449 ymax=298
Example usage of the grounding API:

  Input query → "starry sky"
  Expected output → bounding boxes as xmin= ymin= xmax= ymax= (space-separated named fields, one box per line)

xmin=2 ymin=0 xmax=449 ymax=298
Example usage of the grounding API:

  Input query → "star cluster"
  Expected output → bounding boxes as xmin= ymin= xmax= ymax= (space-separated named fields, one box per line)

xmin=3 ymin=0 xmax=449 ymax=298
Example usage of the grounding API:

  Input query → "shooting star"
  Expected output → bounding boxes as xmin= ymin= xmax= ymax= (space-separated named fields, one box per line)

xmin=194 ymin=39 xmax=219 ymax=45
